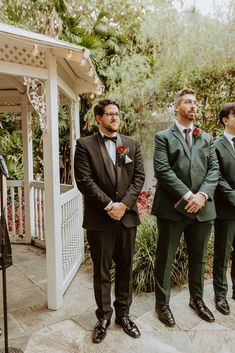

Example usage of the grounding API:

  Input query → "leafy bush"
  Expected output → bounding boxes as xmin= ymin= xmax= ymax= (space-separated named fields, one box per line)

xmin=132 ymin=213 xmax=157 ymax=293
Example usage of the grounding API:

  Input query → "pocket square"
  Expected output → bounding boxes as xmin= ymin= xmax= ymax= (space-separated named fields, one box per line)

xmin=125 ymin=155 xmax=132 ymax=164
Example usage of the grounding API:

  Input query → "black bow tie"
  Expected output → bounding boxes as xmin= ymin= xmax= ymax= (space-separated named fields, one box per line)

xmin=103 ymin=135 xmax=117 ymax=143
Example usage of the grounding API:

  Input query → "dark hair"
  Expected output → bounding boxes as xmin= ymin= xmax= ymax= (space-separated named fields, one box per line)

xmin=219 ymin=102 xmax=235 ymax=125
xmin=94 ymin=99 xmax=119 ymax=117
xmin=174 ymin=88 xmax=196 ymax=109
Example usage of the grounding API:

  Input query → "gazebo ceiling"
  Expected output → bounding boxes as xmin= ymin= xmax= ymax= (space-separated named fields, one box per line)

xmin=0 ymin=22 xmax=102 ymax=95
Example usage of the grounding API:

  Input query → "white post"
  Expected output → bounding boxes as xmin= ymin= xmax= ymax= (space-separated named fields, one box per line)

xmin=70 ymin=98 xmax=80 ymax=184
xmin=72 ymin=99 xmax=84 ymax=260
xmin=21 ymin=95 xmax=34 ymax=243
xmin=44 ymin=51 xmax=63 ymax=310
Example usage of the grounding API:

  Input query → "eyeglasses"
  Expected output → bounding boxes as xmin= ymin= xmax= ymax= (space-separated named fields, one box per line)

xmin=103 ymin=112 xmax=120 ymax=117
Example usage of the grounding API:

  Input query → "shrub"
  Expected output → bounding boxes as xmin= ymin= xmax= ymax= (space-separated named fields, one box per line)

xmin=132 ymin=213 xmax=157 ymax=293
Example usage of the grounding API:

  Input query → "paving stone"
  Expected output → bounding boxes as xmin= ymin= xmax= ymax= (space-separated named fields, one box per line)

xmin=0 ymin=313 xmax=25 ymax=339
xmin=0 ymin=266 xmax=33 ymax=293
xmin=0 ymin=244 xmax=234 ymax=353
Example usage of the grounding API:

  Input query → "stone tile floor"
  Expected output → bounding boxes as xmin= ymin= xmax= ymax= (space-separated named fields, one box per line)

xmin=0 ymin=244 xmax=234 ymax=353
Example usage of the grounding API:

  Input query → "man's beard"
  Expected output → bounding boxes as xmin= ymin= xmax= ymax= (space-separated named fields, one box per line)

xmin=186 ymin=112 xmax=196 ymax=120
xmin=106 ymin=126 xmax=119 ymax=133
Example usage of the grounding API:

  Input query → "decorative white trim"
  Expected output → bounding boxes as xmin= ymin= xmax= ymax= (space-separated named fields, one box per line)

xmin=23 ymin=77 xmax=47 ymax=132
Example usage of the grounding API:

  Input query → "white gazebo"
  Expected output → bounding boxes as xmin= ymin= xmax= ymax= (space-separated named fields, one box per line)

xmin=0 ymin=22 xmax=101 ymax=309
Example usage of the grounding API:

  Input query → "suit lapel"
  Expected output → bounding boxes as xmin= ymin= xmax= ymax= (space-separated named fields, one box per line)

xmin=96 ymin=132 xmax=116 ymax=187
xmin=220 ymin=135 xmax=235 ymax=161
xmin=171 ymin=124 xmax=191 ymax=159
xmin=116 ymin=134 xmax=123 ymax=186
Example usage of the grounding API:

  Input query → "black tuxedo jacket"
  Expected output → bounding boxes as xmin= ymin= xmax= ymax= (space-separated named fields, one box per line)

xmin=214 ymin=135 xmax=235 ymax=220
xmin=74 ymin=132 xmax=145 ymax=230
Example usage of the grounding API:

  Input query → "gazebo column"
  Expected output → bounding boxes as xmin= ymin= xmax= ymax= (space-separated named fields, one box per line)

xmin=44 ymin=52 xmax=63 ymax=309
xmin=21 ymin=94 xmax=34 ymax=243
xmin=69 ymin=98 xmax=80 ymax=183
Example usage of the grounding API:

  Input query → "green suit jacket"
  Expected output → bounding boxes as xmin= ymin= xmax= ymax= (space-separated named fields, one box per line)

xmin=214 ymin=135 xmax=235 ymax=220
xmin=151 ymin=124 xmax=219 ymax=221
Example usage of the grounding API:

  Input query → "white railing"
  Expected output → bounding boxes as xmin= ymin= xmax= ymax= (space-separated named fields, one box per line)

xmin=60 ymin=187 xmax=84 ymax=291
xmin=6 ymin=179 xmax=84 ymax=291
xmin=6 ymin=180 xmax=25 ymax=242
xmin=6 ymin=180 xmax=75 ymax=246
xmin=31 ymin=181 xmax=45 ymax=246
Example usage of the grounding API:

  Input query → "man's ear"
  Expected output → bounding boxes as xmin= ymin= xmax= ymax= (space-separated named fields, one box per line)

xmin=95 ymin=115 xmax=101 ymax=124
xmin=222 ymin=117 xmax=228 ymax=126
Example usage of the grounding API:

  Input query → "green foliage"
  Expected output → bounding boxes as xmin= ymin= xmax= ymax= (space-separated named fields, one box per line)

xmin=0 ymin=113 xmax=23 ymax=179
xmin=132 ymin=213 xmax=157 ymax=293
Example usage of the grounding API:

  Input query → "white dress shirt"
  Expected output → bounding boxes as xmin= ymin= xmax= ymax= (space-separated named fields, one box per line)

xmin=175 ymin=120 xmax=193 ymax=148
xmin=99 ymin=130 xmax=117 ymax=165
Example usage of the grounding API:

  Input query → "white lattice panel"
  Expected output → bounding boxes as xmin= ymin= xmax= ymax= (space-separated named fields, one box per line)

xmin=0 ymin=40 xmax=46 ymax=68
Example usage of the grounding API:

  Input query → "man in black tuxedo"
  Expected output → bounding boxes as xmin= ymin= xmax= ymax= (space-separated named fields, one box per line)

xmin=74 ymin=99 xmax=145 ymax=343
xmin=151 ymin=88 xmax=219 ymax=326
xmin=213 ymin=102 xmax=235 ymax=315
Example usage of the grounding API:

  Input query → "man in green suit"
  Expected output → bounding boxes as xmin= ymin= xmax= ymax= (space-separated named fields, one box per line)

xmin=213 ymin=102 xmax=235 ymax=315
xmin=152 ymin=88 xmax=219 ymax=326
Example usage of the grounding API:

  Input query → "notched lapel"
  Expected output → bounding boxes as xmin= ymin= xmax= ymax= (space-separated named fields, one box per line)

xmin=171 ymin=125 xmax=191 ymax=159
xmin=221 ymin=135 xmax=235 ymax=161
xmin=96 ymin=133 xmax=116 ymax=187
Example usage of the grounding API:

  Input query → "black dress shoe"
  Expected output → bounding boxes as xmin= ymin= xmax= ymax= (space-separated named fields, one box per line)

xmin=189 ymin=297 xmax=215 ymax=322
xmin=92 ymin=319 xmax=110 ymax=343
xmin=215 ymin=296 xmax=230 ymax=315
xmin=155 ymin=304 xmax=175 ymax=327
xmin=115 ymin=316 xmax=141 ymax=338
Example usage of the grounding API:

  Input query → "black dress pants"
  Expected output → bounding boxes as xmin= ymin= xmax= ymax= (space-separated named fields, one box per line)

xmin=87 ymin=223 xmax=136 ymax=320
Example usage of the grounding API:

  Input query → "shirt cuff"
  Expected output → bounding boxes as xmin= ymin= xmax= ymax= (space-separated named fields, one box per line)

xmin=198 ymin=192 xmax=208 ymax=200
xmin=183 ymin=191 xmax=193 ymax=201
xmin=104 ymin=201 xmax=113 ymax=211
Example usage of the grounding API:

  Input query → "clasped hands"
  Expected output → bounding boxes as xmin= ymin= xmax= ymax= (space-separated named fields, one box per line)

xmin=185 ymin=193 xmax=206 ymax=213
xmin=107 ymin=202 xmax=128 ymax=221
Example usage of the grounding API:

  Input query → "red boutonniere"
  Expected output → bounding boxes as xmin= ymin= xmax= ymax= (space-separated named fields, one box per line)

xmin=116 ymin=145 xmax=129 ymax=158
xmin=193 ymin=127 xmax=202 ymax=137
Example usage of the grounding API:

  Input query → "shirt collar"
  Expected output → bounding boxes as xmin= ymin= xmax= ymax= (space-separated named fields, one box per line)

xmin=175 ymin=120 xmax=193 ymax=134
xmin=224 ymin=131 xmax=235 ymax=142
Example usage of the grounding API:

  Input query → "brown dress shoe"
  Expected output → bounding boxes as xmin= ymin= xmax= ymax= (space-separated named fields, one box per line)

xmin=189 ymin=297 xmax=215 ymax=322
xmin=115 ymin=316 xmax=141 ymax=338
xmin=155 ymin=304 xmax=175 ymax=327
xmin=92 ymin=319 xmax=110 ymax=343
xmin=215 ymin=296 xmax=230 ymax=315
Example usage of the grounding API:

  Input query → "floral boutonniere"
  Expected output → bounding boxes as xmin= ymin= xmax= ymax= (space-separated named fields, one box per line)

xmin=116 ymin=145 xmax=129 ymax=165
xmin=193 ymin=127 xmax=202 ymax=138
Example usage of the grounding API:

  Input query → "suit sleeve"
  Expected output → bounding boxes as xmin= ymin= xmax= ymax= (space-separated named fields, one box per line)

xmin=121 ymin=142 xmax=145 ymax=208
xmin=153 ymin=133 xmax=190 ymax=199
xmin=215 ymin=149 xmax=235 ymax=207
xmin=74 ymin=139 xmax=112 ymax=209
xmin=197 ymin=136 xmax=219 ymax=200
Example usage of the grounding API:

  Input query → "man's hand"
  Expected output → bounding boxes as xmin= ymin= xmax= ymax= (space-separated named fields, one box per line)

xmin=107 ymin=202 xmax=128 ymax=220
xmin=185 ymin=193 xmax=206 ymax=213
